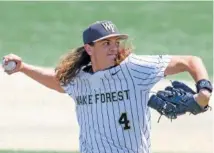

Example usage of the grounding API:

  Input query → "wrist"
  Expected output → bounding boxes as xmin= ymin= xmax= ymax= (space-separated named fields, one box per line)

xmin=196 ymin=79 xmax=213 ymax=93
xmin=194 ymin=89 xmax=211 ymax=107
xmin=20 ymin=62 xmax=28 ymax=73
xmin=199 ymin=89 xmax=211 ymax=100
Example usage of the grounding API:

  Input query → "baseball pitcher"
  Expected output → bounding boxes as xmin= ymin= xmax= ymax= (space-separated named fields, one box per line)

xmin=2 ymin=20 xmax=212 ymax=153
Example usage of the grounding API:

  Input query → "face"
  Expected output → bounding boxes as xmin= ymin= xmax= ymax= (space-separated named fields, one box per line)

xmin=85 ymin=36 xmax=121 ymax=72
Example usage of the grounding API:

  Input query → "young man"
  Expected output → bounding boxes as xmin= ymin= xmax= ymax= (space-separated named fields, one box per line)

xmin=3 ymin=20 xmax=212 ymax=153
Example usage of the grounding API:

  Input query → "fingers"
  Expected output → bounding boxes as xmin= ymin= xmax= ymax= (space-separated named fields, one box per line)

xmin=3 ymin=54 xmax=21 ymax=62
xmin=165 ymin=86 xmax=183 ymax=92
xmin=172 ymin=81 xmax=188 ymax=89
xmin=165 ymin=86 xmax=187 ymax=96
xmin=156 ymin=90 xmax=173 ymax=100
xmin=165 ymin=86 xmax=173 ymax=91
xmin=171 ymin=81 xmax=196 ymax=94
xmin=2 ymin=54 xmax=22 ymax=75
xmin=4 ymin=70 xmax=14 ymax=75
xmin=4 ymin=66 xmax=17 ymax=74
xmin=148 ymin=94 xmax=178 ymax=119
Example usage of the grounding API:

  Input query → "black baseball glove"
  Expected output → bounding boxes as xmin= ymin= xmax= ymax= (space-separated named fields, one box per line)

xmin=148 ymin=81 xmax=210 ymax=122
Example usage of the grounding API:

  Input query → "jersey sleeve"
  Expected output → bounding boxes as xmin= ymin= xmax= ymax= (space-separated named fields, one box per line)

xmin=60 ymin=81 xmax=75 ymax=97
xmin=128 ymin=54 xmax=171 ymax=89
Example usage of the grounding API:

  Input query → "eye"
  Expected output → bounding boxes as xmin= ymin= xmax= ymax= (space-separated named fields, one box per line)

xmin=116 ymin=41 xmax=120 ymax=46
xmin=103 ymin=41 xmax=110 ymax=46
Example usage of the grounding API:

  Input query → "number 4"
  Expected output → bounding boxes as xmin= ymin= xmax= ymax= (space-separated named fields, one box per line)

xmin=118 ymin=112 xmax=131 ymax=130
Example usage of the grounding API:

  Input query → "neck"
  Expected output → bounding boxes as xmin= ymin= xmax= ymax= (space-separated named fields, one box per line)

xmin=92 ymin=65 xmax=99 ymax=73
xmin=91 ymin=60 xmax=115 ymax=73
xmin=90 ymin=56 xmax=101 ymax=72
xmin=91 ymin=60 xmax=101 ymax=72
xmin=90 ymin=56 xmax=116 ymax=73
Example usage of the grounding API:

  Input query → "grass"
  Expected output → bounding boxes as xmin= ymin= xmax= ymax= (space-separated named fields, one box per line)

xmin=0 ymin=1 xmax=212 ymax=80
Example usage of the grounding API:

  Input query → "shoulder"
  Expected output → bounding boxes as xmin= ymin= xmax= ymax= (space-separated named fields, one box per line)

xmin=129 ymin=54 xmax=161 ymax=62
xmin=128 ymin=53 xmax=171 ymax=65
xmin=60 ymin=70 xmax=89 ymax=92
xmin=126 ymin=54 xmax=158 ymax=67
xmin=123 ymin=54 xmax=172 ymax=75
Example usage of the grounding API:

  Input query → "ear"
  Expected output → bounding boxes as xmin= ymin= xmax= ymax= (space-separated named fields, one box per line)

xmin=84 ymin=44 xmax=93 ymax=56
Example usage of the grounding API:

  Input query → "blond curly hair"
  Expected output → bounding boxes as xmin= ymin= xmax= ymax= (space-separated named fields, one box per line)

xmin=55 ymin=39 xmax=134 ymax=86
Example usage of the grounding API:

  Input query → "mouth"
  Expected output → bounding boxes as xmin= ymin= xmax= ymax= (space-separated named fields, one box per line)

xmin=108 ymin=54 xmax=117 ymax=61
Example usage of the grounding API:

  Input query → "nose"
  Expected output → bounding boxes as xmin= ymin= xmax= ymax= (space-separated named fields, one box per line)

xmin=110 ymin=43 xmax=119 ymax=54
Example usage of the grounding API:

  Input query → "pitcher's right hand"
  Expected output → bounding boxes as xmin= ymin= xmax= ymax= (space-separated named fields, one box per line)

xmin=2 ymin=54 xmax=24 ymax=75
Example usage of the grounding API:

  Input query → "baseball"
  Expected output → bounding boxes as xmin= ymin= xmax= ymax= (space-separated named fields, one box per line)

xmin=2 ymin=59 xmax=17 ymax=71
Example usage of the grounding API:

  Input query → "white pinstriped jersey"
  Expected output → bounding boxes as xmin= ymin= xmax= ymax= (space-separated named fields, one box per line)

xmin=62 ymin=53 xmax=171 ymax=153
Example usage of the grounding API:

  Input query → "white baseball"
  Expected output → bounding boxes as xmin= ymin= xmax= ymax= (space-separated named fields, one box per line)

xmin=2 ymin=59 xmax=17 ymax=71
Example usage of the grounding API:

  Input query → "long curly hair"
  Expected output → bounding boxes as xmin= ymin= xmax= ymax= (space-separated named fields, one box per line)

xmin=55 ymin=39 xmax=134 ymax=86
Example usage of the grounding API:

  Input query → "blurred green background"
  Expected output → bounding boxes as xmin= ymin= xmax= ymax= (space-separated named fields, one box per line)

xmin=0 ymin=1 xmax=212 ymax=79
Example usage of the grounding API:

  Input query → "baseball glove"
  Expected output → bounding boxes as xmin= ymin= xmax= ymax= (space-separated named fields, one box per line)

xmin=148 ymin=81 xmax=210 ymax=122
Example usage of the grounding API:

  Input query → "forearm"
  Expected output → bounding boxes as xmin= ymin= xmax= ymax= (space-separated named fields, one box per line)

xmin=20 ymin=63 xmax=64 ymax=93
xmin=186 ymin=56 xmax=209 ymax=82
xmin=165 ymin=56 xmax=209 ymax=82
xmin=186 ymin=57 xmax=211 ymax=107
xmin=165 ymin=56 xmax=212 ymax=107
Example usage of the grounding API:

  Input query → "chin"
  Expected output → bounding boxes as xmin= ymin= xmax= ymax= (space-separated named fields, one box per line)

xmin=105 ymin=62 xmax=115 ymax=68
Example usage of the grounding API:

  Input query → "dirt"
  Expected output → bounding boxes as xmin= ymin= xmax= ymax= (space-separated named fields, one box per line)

xmin=0 ymin=68 xmax=213 ymax=153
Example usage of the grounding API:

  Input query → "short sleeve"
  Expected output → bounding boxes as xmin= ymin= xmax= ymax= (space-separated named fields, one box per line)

xmin=60 ymin=81 xmax=75 ymax=97
xmin=59 ymin=71 xmax=88 ymax=98
xmin=128 ymin=54 xmax=172 ymax=89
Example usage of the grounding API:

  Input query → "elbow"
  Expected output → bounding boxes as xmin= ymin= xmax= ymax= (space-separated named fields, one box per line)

xmin=53 ymin=82 xmax=66 ymax=93
xmin=43 ymin=83 xmax=65 ymax=93
xmin=48 ymin=77 xmax=66 ymax=93
xmin=49 ymin=86 xmax=65 ymax=93
xmin=185 ymin=56 xmax=202 ymax=72
xmin=56 ymin=88 xmax=65 ymax=93
xmin=165 ymin=55 xmax=205 ymax=78
xmin=190 ymin=56 xmax=202 ymax=63
xmin=189 ymin=56 xmax=202 ymax=65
